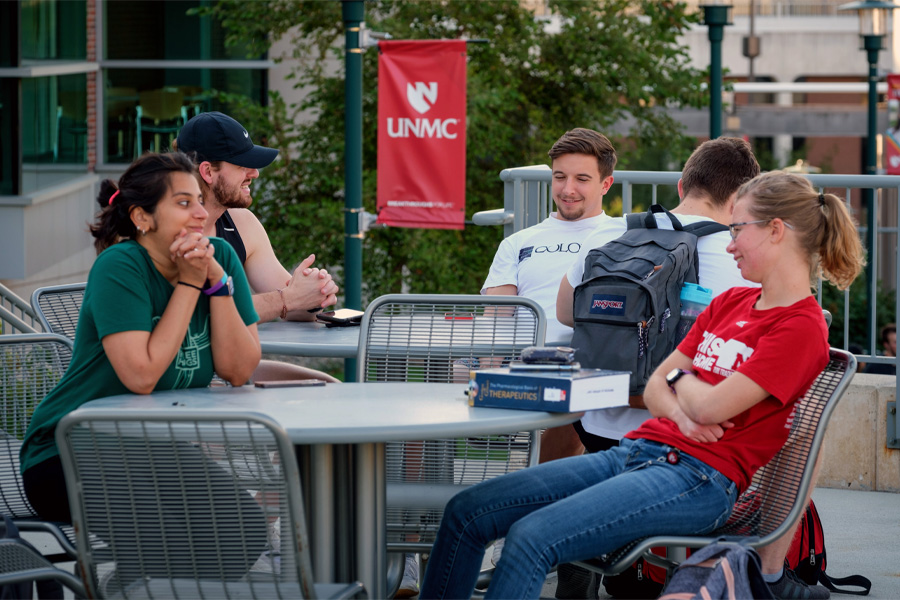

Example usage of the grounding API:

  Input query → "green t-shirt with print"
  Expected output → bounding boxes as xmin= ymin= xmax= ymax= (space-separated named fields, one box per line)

xmin=20 ymin=237 xmax=259 ymax=473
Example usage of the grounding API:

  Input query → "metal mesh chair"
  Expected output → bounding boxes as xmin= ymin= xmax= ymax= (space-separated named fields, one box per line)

xmin=574 ymin=348 xmax=857 ymax=579
xmin=0 ymin=334 xmax=78 ymax=560
xmin=0 ymin=282 xmax=39 ymax=335
xmin=31 ymin=283 xmax=86 ymax=342
xmin=357 ymin=294 xmax=547 ymax=551
xmin=56 ymin=411 xmax=365 ymax=599
xmin=0 ymin=535 xmax=85 ymax=596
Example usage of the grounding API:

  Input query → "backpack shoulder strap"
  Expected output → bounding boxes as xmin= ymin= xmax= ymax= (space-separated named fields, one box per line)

xmin=818 ymin=572 xmax=872 ymax=596
xmin=682 ymin=220 xmax=729 ymax=237
xmin=626 ymin=204 xmax=687 ymax=231
xmin=626 ymin=212 xmax=654 ymax=231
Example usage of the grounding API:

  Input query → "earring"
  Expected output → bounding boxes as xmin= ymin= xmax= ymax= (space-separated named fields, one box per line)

xmin=139 ymin=227 xmax=147 ymax=236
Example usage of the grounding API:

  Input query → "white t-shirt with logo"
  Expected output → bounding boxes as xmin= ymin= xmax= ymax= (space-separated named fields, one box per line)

xmin=482 ymin=212 xmax=611 ymax=344
xmin=564 ymin=212 xmax=759 ymax=440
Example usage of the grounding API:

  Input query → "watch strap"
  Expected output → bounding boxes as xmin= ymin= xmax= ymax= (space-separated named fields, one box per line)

xmin=208 ymin=276 xmax=233 ymax=297
xmin=203 ymin=273 xmax=229 ymax=296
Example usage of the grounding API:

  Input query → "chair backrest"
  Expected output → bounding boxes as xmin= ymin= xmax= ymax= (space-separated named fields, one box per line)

xmin=56 ymin=411 xmax=321 ymax=599
xmin=0 ymin=334 xmax=73 ymax=519
xmin=0 ymin=282 xmax=39 ymax=335
xmin=137 ymin=88 xmax=185 ymax=122
xmin=357 ymin=293 xmax=547 ymax=383
xmin=357 ymin=294 xmax=546 ymax=551
xmin=717 ymin=348 xmax=856 ymax=542
xmin=31 ymin=283 xmax=85 ymax=342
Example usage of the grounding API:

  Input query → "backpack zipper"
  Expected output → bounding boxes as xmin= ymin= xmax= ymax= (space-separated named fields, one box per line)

xmin=637 ymin=316 xmax=654 ymax=357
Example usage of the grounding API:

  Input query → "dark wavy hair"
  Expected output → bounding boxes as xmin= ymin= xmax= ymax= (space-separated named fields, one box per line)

xmin=681 ymin=137 xmax=760 ymax=208
xmin=90 ymin=152 xmax=197 ymax=253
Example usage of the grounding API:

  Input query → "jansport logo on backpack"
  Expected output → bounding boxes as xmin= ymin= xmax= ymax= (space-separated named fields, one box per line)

xmin=571 ymin=205 xmax=727 ymax=394
xmin=590 ymin=295 xmax=626 ymax=314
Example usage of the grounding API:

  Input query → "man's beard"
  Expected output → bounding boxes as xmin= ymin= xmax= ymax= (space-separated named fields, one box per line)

xmin=213 ymin=178 xmax=251 ymax=209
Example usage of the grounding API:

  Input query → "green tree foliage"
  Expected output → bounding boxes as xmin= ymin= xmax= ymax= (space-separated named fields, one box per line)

xmin=196 ymin=0 xmax=709 ymax=301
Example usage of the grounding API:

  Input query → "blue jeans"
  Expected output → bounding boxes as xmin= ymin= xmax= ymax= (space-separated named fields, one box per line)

xmin=419 ymin=438 xmax=738 ymax=599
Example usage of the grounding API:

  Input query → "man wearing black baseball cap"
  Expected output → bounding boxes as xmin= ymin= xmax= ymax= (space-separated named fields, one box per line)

xmin=175 ymin=112 xmax=337 ymax=324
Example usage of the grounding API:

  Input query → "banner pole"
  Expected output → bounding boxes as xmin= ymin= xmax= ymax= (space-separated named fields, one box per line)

xmin=342 ymin=0 xmax=364 ymax=383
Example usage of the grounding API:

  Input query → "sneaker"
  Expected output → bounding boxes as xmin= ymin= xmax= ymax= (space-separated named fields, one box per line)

xmin=555 ymin=563 xmax=599 ymax=599
xmin=395 ymin=554 xmax=419 ymax=598
xmin=491 ymin=538 xmax=505 ymax=566
xmin=768 ymin=568 xmax=830 ymax=600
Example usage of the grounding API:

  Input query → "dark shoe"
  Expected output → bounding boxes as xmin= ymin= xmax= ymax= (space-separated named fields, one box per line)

xmin=768 ymin=568 xmax=830 ymax=600
xmin=555 ymin=563 xmax=598 ymax=599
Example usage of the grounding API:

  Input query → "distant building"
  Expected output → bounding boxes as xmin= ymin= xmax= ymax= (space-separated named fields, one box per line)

xmin=0 ymin=0 xmax=272 ymax=298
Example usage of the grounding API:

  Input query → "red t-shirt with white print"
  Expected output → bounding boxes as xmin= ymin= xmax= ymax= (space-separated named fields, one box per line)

xmin=627 ymin=287 xmax=829 ymax=492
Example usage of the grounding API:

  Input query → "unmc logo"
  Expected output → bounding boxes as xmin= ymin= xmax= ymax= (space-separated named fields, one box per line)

xmin=388 ymin=81 xmax=459 ymax=139
xmin=407 ymin=82 xmax=437 ymax=114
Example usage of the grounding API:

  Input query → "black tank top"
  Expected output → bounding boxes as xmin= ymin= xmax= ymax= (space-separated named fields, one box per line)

xmin=215 ymin=210 xmax=247 ymax=265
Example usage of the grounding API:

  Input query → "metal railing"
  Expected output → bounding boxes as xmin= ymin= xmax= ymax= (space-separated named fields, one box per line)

xmin=475 ymin=166 xmax=900 ymax=448
xmin=0 ymin=282 xmax=39 ymax=335
xmin=683 ymin=1 xmax=851 ymax=17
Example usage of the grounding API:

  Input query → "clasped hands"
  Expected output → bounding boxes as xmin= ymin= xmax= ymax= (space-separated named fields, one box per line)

xmin=170 ymin=229 xmax=225 ymax=288
xmin=282 ymin=254 xmax=339 ymax=314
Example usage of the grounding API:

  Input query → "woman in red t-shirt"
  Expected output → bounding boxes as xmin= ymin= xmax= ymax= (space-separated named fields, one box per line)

xmin=420 ymin=171 xmax=865 ymax=600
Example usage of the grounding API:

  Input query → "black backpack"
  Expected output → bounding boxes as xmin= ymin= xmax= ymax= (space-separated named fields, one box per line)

xmin=571 ymin=205 xmax=727 ymax=394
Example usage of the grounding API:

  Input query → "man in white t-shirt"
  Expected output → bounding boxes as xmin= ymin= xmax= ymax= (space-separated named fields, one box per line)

xmin=482 ymin=128 xmax=617 ymax=345
xmin=554 ymin=137 xmax=761 ymax=457
xmin=471 ymin=128 xmax=617 ymax=579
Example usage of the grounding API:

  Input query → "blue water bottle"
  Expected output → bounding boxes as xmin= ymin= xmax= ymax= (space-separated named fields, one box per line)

xmin=676 ymin=283 xmax=713 ymax=344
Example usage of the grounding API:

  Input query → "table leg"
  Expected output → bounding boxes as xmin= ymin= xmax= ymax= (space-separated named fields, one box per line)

xmin=311 ymin=444 xmax=335 ymax=582
xmin=354 ymin=442 xmax=386 ymax=599
xmin=335 ymin=444 xmax=353 ymax=581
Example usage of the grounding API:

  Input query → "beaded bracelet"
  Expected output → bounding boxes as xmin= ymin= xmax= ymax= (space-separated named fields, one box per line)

xmin=277 ymin=288 xmax=288 ymax=320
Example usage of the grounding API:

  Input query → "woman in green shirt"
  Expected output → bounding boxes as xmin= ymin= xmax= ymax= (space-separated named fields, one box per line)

xmin=21 ymin=152 xmax=263 ymax=578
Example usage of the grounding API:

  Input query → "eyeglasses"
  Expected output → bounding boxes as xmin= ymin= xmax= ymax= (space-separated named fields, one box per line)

xmin=727 ymin=219 xmax=794 ymax=241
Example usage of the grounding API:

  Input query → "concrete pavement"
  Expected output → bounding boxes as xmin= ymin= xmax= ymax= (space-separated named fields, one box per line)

xmin=537 ymin=487 xmax=900 ymax=599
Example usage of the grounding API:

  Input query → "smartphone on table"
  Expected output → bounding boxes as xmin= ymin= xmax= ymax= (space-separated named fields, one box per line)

xmin=254 ymin=379 xmax=327 ymax=388
xmin=316 ymin=308 xmax=364 ymax=326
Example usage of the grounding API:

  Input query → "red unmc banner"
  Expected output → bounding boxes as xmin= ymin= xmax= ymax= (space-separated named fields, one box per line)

xmin=377 ymin=40 xmax=467 ymax=230
xmin=886 ymin=74 xmax=900 ymax=175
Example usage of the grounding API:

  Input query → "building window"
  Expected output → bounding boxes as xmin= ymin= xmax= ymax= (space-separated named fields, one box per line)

xmin=100 ymin=1 xmax=268 ymax=164
xmin=105 ymin=1 xmax=255 ymax=61
xmin=0 ymin=79 xmax=17 ymax=195
xmin=21 ymin=0 xmax=86 ymax=61
xmin=21 ymin=73 xmax=88 ymax=193
xmin=104 ymin=68 xmax=267 ymax=163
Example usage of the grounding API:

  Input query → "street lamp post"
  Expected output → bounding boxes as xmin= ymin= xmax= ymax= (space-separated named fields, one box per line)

xmin=838 ymin=0 xmax=897 ymax=352
xmin=700 ymin=2 xmax=733 ymax=139
xmin=342 ymin=0 xmax=364 ymax=383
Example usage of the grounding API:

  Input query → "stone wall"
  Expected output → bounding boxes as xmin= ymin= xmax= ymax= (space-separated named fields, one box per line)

xmin=818 ymin=373 xmax=900 ymax=492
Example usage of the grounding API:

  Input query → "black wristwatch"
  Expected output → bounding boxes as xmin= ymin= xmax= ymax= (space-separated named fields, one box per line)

xmin=665 ymin=368 xmax=692 ymax=391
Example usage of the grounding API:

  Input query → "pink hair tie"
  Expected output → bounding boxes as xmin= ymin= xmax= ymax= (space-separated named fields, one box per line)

xmin=108 ymin=190 xmax=120 ymax=206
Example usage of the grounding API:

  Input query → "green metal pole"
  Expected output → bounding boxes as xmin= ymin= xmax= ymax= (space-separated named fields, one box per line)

xmin=342 ymin=0 xmax=363 ymax=311
xmin=342 ymin=0 xmax=363 ymax=383
xmin=702 ymin=5 xmax=730 ymax=140
xmin=863 ymin=34 xmax=882 ymax=352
